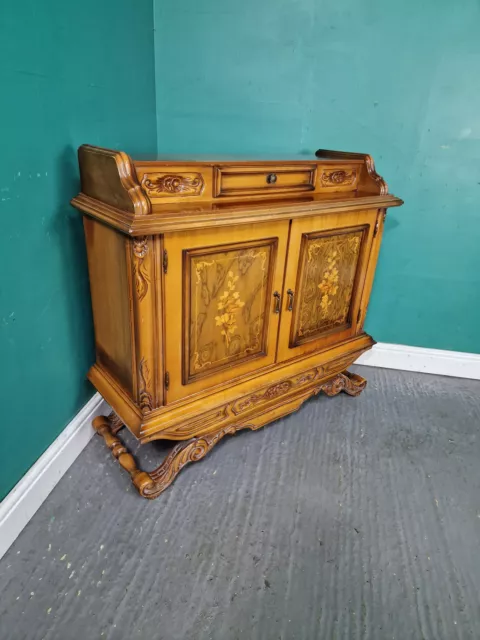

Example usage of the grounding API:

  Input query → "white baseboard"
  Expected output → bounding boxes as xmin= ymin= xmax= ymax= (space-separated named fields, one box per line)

xmin=1 ymin=342 xmax=478 ymax=562
xmin=0 ymin=393 xmax=109 ymax=561
xmin=357 ymin=342 xmax=480 ymax=380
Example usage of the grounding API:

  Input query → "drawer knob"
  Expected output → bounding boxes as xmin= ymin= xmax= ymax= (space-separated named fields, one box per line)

xmin=266 ymin=173 xmax=277 ymax=184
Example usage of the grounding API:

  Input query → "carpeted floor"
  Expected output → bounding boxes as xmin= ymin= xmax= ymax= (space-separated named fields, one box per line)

xmin=1 ymin=366 xmax=479 ymax=640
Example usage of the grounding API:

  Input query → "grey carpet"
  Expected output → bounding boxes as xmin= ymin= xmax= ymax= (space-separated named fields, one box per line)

xmin=1 ymin=366 xmax=480 ymax=640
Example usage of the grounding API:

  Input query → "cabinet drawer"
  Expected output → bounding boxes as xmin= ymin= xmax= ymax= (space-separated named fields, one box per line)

xmin=214 ymin=164 xmax=316 ymax=197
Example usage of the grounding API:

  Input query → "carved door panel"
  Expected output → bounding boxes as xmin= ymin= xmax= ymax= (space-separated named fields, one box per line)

xmin=277 ymin=209 xmax=379 ymax=363
xmin=164 ymin=221 xmax=289 ymax=403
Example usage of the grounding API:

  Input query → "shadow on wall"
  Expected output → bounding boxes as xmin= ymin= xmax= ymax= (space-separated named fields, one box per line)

xmin=52 ymin=146 xmax=95 ymax=406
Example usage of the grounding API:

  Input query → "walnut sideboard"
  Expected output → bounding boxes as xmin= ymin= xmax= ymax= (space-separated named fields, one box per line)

xmin=71 ymin=145 xmax=403 ymax=499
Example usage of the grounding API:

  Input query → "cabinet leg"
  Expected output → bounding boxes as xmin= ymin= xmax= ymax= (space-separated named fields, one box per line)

xmin=92 ymin=416 xmax=155 ymax=497
xmin=92 ymin=414 xmax=259 ymax=500
xmin=323 ymin=370 xmax=367 ymax=397
xmin=108 ymin=411 xmax=125 ymax=434
xmin=92 ymin=369 xmax=366 ymax=500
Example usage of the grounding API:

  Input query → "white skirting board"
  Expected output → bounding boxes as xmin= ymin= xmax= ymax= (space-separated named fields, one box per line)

xmin=356 ymin=342 xmax=480 ymax=380
xmin=0 ymin=393 xmax=109 ymax=562
xmin=1 ymin=343 xmax=479 ymax=562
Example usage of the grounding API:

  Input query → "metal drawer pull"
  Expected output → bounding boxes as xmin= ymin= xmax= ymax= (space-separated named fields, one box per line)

xmin=266 ymin=173 xmax=277 ymax=184
xmin=273 ymin=291 xmax=281 ymax=313
xmin=286 ymin=289 xmax=295 ymax=311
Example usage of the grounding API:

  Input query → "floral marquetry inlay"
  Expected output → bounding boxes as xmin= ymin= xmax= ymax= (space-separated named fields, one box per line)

xmin=186 ymin=243 xmax=273 ymax=381
xmin=214 ymin=271 xmax=246 ymax=349
xmin=295 ymin=230 xmax=363 ymax=342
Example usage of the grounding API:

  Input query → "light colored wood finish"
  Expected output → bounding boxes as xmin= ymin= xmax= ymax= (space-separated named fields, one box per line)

xmin=135 ymin=163 xmax=214 ymax=205
xmin=73 ymin=145 xmax=403 ymax=498
xmin=72 ymin=192 xmax=401 ymax=236
xmin=213 ymin=164 xmax=317 ymax=198
xmin=163 ymin=221 xmax=289 ymax=403
xmin=83 ymin=218 xmax=134 ymax=394
xmin=79 ymin=145 xmax=150 ymax=215
xmin=88 ymin=332 xmax=374 ymax=440
xmin=127 ymin=235 xmax=163 ymax=412
xmin=276 ymin=209 xmax=377 ymax=363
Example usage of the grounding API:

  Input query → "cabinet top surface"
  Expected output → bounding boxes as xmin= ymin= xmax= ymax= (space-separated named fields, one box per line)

xmin=131 ymin=153 xmax=365 ymax=164
xmin=71 ymin=145 xmax=403 ymax=234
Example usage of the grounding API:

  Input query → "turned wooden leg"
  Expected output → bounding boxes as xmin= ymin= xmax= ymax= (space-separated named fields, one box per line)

xmin=92 ymin=414 xmax=258 ymax=500
xmin=92 ymin=416 xmax=156 ymax=498
xmin=92 ymin=370 xmax=367 ymax=500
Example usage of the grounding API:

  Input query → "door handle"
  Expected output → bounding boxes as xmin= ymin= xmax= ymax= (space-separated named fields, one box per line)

xmin=273 ymin=291 xmax=281 ymax=313
xmin=286 ymin=289 xmax=295 ymax=311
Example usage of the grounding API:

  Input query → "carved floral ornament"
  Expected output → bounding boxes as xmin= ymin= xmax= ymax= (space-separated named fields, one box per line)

xmin=142 ymin=172 xmax=205 ymax=196
xmin=138 ymin=357 xmax=153 ymax=413
xmin=320 ymin=169 xmax=357 ymax=187
xmin=132 ymin=237 xmax=149 ymax=302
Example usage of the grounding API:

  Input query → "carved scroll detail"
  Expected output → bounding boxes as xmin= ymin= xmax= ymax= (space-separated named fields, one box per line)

xmin=132 ymin=237 xmax=149 ymax=302
xmin=93 ymin=370 xmax=367 ymax=499
xmin=315 ymin=149 xmax=388 ymax=195
xmin=144 ymin=423 xmax=261 ymax=497
xmin=138 ymin=357 xmax=153 ymax=413
xmin=108 ymin=411 xmax=124 ymax=434
xmin=365 ymin=155 xmax=388 ymax=194
xmin=321 ymin=370 xmax=366 ymax=397
xmin=231 ymin=370 xmax=319 ymax=415
xmin=142 ymin=173 xmax=204 ymax=197
xmin=144 ymin=350 xmax=369 ymax=440
xmin=321 ymin=169 xmax=357 ymax=187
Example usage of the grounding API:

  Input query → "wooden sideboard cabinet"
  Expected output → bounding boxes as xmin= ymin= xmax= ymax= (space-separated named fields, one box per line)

xmin=71 ymin=145 xmax=403 ymax=499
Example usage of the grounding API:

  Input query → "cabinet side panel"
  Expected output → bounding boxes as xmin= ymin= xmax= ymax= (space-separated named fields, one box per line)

xmin=83 ymin=217 xmax=134 ymax=395
xmin=356 ymin=208 xmax=386 ymax=332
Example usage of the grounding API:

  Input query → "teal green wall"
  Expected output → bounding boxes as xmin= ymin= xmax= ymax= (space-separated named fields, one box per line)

xmin=2 ymin=0 xmax=479 ymax=501
xmin=155 ymin=0 xmax=480 ymax=354
xmin=0 ymin=1 xmax=157 ymax=500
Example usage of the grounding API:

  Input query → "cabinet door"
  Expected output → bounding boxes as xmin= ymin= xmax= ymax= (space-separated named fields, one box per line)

xmin=164 ymin=221 xmax=289 ymax=403
xmin=277 ymin=209 xmax=379 ymax=363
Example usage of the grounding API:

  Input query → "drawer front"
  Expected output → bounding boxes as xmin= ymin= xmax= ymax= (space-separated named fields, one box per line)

xmin=316 ymin=164 xmax=360 ymax=191
xmin=135 ymin=164 xmax=213 ymax=203
xmin=214 ymin=164 xmax=316 ymax=197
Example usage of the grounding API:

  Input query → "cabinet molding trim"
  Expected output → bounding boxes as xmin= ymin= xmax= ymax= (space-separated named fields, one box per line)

xmin=0 ymin=393 xmax=110 ymax=562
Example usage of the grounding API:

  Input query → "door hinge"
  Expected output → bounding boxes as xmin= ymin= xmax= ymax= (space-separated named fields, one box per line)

xmin=164 ymin=371 xmax=170 ymax=390
xmin=373 ymin=219 xmax=380 ymax=238
xmin=357 ymin=308 xmax=362 ymax=324
xmin=163 ymin=249 xmax=168 ymax=274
